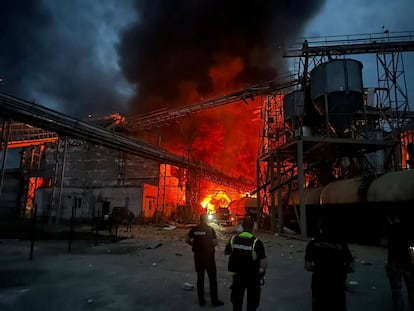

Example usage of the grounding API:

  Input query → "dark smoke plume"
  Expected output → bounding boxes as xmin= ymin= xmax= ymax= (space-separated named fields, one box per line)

xmin=0 ymin=0 xmax=134 ymax=118
xmin=119 ymin=0 xmax=325 ymax=114
xmin=118 ymin=0 xmax=325 ymax=181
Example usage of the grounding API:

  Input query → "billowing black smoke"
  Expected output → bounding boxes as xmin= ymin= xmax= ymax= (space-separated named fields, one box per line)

xmin=118 ymin=0 xmax=325 ymax=114
xmin=0 ymin=0 xmax=134 ymax=118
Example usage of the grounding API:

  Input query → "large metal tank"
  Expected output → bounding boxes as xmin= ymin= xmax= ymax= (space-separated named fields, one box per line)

xmin=320 ymin=177 xmax=366 ymax=204
xmin=367 ymin=170 xmax=414 ymax=202
xmin=283 ymin=90 xmax=314 ymax=137
xmin=283 ymin=90 xmax=305 ymax=130
xmin=288 ymin=187 xmax=323 ymax=206
xmin=310 ymin=59 xmax=364 ymax=137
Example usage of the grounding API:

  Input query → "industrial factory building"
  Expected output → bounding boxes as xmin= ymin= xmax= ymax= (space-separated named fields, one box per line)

xmin=1 ymin=31 xmax=414 ymax=241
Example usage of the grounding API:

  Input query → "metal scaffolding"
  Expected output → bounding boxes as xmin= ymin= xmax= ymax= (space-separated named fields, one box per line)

xmin=0 ymin=92 xmax=255 ymax=199
xmin=256 ymin=31 xmax=414 ymax=237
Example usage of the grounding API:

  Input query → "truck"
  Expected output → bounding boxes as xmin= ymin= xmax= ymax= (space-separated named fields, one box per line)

xmin=207 ymin=206 xmax=235 ymax=226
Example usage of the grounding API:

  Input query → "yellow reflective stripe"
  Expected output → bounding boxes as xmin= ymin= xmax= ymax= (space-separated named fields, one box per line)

xmin=230 ymin=236 xmax=235 ymax=249
xmin=239 ymin=232 xmax=253 ymax=238
xmin=252 ymin=238 xmax=258 ymax=259
xmin=231 ymin=232 xmax=258 ymax=259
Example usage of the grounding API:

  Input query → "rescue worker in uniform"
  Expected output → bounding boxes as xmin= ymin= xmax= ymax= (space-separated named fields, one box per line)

xmin=305 ymin=219 xmax=354 ymax=311
xmin=185 ymin=214 xmax=224 ymax=307
xmin=225 ymin=216 xmax=268 ymax=311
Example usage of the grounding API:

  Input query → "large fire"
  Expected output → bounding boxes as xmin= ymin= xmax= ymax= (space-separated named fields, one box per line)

xmin=142 ymin=56 xmax=277 ymax=220
xmin=157 ymin=56 xmax=262 ymax=182
xmin=25 ymin=177 xmax=50 ymax=216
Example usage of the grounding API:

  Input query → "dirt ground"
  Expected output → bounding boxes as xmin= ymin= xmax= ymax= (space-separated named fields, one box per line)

xmin=0 ymin=223 xmax=409 ymax=311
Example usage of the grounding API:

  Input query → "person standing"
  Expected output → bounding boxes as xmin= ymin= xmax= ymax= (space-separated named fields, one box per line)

xmin=185 ymin=214 xmax=224 ymax=307
xmin=385 ymin=214 xmax=414 ymax=311
xmin=225 ymin=217 xmax=268 ymax=311
xmin=305 ymin=219 xmax=354 ymax=311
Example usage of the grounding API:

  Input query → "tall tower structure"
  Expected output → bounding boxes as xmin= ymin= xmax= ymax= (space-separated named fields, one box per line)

xmin=256 ymin=31 xmax=414 ymax=237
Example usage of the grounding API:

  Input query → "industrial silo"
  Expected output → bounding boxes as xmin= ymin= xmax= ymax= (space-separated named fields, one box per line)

xmin=310 ymin=59 xmax=364 ymax=137
xmin=283 ymin=90 xmax=310 ymax=136
xmin=283 ymin=89 xmax=321 ymax=137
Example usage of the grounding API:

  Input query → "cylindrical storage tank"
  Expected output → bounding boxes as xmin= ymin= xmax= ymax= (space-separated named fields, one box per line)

xmin=310 ymin=59 xmax=364 ymax=137
xmin=367 ymin=170 xmax=414 ymax=202
xmin=283 ymin=90 xmax=305 ymax=130
xmin=320 ymin=178 xmax=366 ymax=204
xmin=288 ymin=187 xmax=323 ymax=206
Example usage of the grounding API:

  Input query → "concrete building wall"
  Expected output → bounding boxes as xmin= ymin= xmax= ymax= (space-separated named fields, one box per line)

xmin=35 ymin=186 xmax=144 ymax=222
xmin=30 ymin=140 xmax=161 ymax=222
xmin=0 ymin=170 xmax=21 ymax=219
xmin=40 ymin=141 xmax=159 ymax=187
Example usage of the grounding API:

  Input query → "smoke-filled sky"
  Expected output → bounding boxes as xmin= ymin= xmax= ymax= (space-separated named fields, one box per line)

xmin=1 ymin=0 xmax=413 ymax=117
xmin=118 ymin=0 xmax=325 ymax=114
xmin=1 ymin=0 xmax=413 ymax=179
xmin=1 ymin=0 xmax=326 ymax=117
xmin=0 ymin=0 xmax=136 ymax=116
xmin=116 ymin=0 xmax=325 ymax=180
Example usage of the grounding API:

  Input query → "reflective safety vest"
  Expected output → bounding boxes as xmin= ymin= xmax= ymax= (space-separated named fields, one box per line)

xmin=228 ymin=232 xmax=259 ymax=274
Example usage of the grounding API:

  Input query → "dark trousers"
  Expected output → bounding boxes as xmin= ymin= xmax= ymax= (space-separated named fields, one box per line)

xmin=231 ymin=274 xmax=261 ymax=311
xmin=194 ymin=253 xmax=219 ymax=304
xmin=311 ymin=274 xmax=347 ymax=311
xmin=386 ymin=262 xmax=414 ymax=311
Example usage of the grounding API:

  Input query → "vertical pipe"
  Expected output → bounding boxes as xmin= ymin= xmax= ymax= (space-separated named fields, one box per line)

xmin=0 ymin=120 xmax=11 ymax=196
xmin=49 ymin=141 xmax=60 ymax=224
xmin=29 ymin=202 xmax=38 ymax=260
xmin=276 ymin=152 xmax=284 ymax=234
xmin=297 ymin=139 xmax=307 ymax=238
xmin=255 ymin=159 xmax=261 ymax=229
xmin=269 ymin=155 xmax=276 ymax=232
xmin=68 ymin=198 xmax=75 ymax=253
xmin=155 ymin=167 xmax=161 ymax=224
xmin=324 ymin=93 xmax=330 ymax=136
xmin=114 ymin=207 xmax=119 ymax=241
xmin=161 ymin=163 xmax=167 ymax=223
xmin=56 ymin=139 xmax=68 ymax=224
xmin=94 ymin=204 xmax=100 ymax=246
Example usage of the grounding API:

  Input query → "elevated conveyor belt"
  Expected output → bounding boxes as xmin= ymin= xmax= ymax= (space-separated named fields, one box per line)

xmin=0 ymin=92 xmax=254 ymax=192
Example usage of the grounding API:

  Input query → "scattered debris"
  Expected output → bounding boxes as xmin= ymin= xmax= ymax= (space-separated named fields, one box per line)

xmin=146 ymin=243 xmax=163 ymax=249
xmin=163 ymin=225 xmax=177 ymax=230
xmin=283 ymin=227 xmax=296 ymax=235
xmin=183 ymin=282 xmax=194 ymax=291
